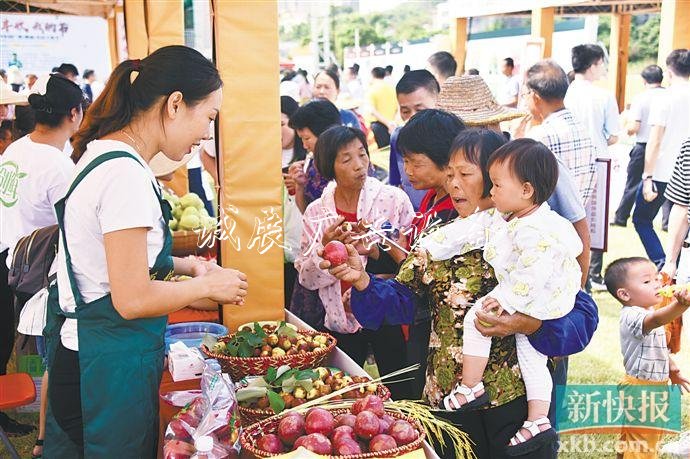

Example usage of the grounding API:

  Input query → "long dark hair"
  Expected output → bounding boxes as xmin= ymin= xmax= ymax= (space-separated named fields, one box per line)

xmin=71 ymin=45 xmax=222 ymax=162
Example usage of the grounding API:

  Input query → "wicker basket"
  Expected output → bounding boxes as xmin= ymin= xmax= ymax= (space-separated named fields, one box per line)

xmin=172 ymin=230 xmax=213 ymax=257
xmin=202 ymin=331 xmax=337 ymax=381
xmin=240 ymin=407 xmax=425 ymax=458
xmin=238 ymin=384 xmax=392 ymax=427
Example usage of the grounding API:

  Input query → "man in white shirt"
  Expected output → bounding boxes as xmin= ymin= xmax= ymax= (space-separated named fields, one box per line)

xmin=500 ymin=57 xmax=520 ymax=108
xmin=635 ymin=49 xmax=690 ymax=268
xmin=565 ymin=43 xmax=622 ymax=291
xmin=612 ymin=65 xmax=665 ymax=226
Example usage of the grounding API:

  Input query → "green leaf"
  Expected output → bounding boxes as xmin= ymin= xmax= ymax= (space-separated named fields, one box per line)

xmin=265 ymin=367 xmax=278 ymax=384
xmin=253 ymin=322 xmax=267 ymax=338
xmin=267 ymin=391 xmax=286 ymax=414
xmin=281 ymin=375 xmax=297 ymax=393
xmin=236 ymin=330 xmax=251 ymax=341
xmin=296 ymin=370 xmax=318 ymax=381
xmin=276 ymin=323 xmax=297 ymax=338
xmin=276 ymin=365 xmax=292 ymax=379
xmin=246 ymin=334 xmax=265 ymax=347
xmin=225 ymin=342 xmax=239 ymax=357
xmin=295 ymin=379 xmax=313 ymax=391
xmin=275 ymin=368 xmax=298 ymax=386
xmin=238 ymin=341 xmax=253 ymax=358
xmin=236 ymin=387 xmax=268 ymax=402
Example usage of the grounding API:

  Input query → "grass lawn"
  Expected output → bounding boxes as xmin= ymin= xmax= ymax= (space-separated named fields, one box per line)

xmin=2 ymin=212 xmax=687 ymax=458
xmin=562 ymin=224 xmax=689 ymax=458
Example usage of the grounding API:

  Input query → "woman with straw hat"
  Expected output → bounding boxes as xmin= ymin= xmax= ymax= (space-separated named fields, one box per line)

xmin=436 ymin=75 xmax=525 ymax=132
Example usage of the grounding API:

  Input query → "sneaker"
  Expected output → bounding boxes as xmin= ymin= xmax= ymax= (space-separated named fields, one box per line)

xmin=610 ymin=220 xmax=627 ymax=227
xmin=661 ymin=430 xmax=690 ymax=456
xmin=590 ymin=280 xmax=607 ymax=292
xmin=0 ymin=412 xmax=36 ymax=437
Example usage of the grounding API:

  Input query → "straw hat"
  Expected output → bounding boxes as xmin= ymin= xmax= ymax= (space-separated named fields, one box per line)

xmin=0 ymin=83 xmax=28 ymax=105
xmin=437 ymin=75 xmax=526 ymax=126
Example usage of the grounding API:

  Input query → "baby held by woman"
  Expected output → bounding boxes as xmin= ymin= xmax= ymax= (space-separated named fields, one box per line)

xmin=428 ymin=139 xmax=582 ymax=454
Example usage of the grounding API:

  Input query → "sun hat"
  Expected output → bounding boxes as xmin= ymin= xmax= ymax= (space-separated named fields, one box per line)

xmin=149 ymin=146 xmax=203 ymax=178
xmin=0 ymin=82 xmax=28 ymax=105
xmin=437 ymin=75 xmax=526 ymax=126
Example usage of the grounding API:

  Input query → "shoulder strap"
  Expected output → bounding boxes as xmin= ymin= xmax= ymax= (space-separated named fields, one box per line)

xmin=56 ymin=151 xmax=143 ymax=306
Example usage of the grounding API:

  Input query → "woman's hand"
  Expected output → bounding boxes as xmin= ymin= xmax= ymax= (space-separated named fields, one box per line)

xmin=318 ymin=244 xmax=369 ymax=290
xmin=190 ymin=259 xmax=222 ymax=278
xmin=481 ymin=297 xmax=504 ymax=316
xmin=661 ymin=260 xmax=677 ymax=280
xmin=288 ymin=161 xmax=307 ymax=188
xmin=321 ymin=216 xmax=346 ymax=246
xmin=642 ymin=179 xmax=658 ymax=202
xmin=674 ymin=287 xmax=690 ymax=308
xmin=474 ymin=310 xmax=541 ymax=337
xmin=200 ymin=268 xmax=248 ymax=305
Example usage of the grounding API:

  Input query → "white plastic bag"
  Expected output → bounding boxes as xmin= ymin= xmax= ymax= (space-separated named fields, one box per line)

xmin=17 ymin=287 xmax=48 ymax=336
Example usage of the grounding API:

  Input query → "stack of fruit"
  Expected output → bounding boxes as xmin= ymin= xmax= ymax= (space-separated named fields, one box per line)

xmin=242 ymin=395 xmax=423 ymax=457
xmin=163 ymin=191 xmax=216 ymax=232
xmin=236 ymin=365 xmax=390 ymax=425
xmin=202 ymin=322 xmax=336 ymax=381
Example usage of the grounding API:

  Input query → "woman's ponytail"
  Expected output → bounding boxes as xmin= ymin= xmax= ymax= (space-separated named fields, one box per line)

xmin=71 ymin=46 xmax=222 ymax=164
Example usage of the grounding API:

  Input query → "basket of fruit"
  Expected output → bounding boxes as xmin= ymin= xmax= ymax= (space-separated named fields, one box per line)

xmin=237 ymin=366 xmax=391 ymax=426
xmin=202 ymin=322 xmax=336 ymax=381
xmin=163 ymin=191 xmax=217 ymax=256
xmin=240 ymin=395 xmax=425 ymax=458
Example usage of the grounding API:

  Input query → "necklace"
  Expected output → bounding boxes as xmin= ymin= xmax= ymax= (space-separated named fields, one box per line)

xmin=120 ymin=129 xmax=143 ymax=153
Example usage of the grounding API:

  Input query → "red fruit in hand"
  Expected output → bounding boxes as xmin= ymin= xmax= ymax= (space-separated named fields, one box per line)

xmin=333 ymin=439 xmax=362 ymax=455
xmin=278 ymin=414 xmax=306 ymax=445
xmin=336 ymin=413 xmax=357 ymax=428
xmin=258 ymin=434 xmax=285 ymax=454
xmin=331 ymin=425 xmax=356 ymax=446
xmin=305 ymin=408 xmax=335 ymax=436
xmin=369 ymin=434 xmax=398 ymax=452
xmin=360 ymin=394 xmax=385 ymax=417
xmin=323 ymin=240 xmax=348 ymax=266
xmin=354 ymin=411 xmax=380 ymax=440
xmin=300 ymin=433 xmax=332 ymax=454
xmin=388 ymin=420 xmax=419 ymax=445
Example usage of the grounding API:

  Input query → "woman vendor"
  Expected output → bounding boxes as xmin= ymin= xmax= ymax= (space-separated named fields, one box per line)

xmin=43 ymin=46 xmax=248 ymax=457
xmin=319 ymin=128 xmax=598 ymax=458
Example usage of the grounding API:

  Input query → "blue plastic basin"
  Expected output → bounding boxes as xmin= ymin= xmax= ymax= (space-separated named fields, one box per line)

xmin=165 ymin=322 xmax=228 ymax=353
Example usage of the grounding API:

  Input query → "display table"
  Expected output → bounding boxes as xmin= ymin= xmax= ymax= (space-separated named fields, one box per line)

xmin=157 ymin=311 xmax=440 ymax=459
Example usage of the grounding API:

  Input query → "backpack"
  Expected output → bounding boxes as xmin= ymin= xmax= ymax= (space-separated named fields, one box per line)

xmin=8 ymin=224 xmax=59 ymax=296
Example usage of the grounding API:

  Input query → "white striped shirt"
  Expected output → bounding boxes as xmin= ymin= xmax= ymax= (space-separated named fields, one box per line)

xmin=664 ymin=139 xmax=690 ymax=224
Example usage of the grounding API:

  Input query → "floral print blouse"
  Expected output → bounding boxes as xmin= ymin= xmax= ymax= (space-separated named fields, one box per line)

xmin=395 ymin=226 xmax=526 ymax=407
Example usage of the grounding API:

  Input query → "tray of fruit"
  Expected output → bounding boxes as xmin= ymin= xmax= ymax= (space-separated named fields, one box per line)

xmin=236 ymin=365 xmax=391 ymax=426
xmin=240 ymin=395 xmax=425 ymax=458
xmin=202 ymin=322 xmax=337 ymax=381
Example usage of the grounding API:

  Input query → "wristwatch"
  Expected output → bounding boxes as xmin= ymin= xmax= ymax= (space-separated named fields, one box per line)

xmin=643 ymin=174 xmax=654 ymax=181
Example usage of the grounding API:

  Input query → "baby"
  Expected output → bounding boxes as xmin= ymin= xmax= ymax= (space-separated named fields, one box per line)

xmin=443 ymin=139 xmax=582 ymax=455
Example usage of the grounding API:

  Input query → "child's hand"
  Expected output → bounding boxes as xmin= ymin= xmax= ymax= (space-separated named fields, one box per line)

xmin=673 ymin=287 xmax=690 ymax=308
xmin=482 ymin=297 xmax=504 ymax=316
xmin=670 ymin=370 xmax=690 ymax=393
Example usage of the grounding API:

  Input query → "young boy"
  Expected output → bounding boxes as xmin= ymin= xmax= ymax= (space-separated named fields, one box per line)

xmin=604 ymin=257 xmax=690 ymax=458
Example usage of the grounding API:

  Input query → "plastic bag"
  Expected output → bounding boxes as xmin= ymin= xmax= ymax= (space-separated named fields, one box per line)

xmin=163 ymin=360 xmax=241 ymax=459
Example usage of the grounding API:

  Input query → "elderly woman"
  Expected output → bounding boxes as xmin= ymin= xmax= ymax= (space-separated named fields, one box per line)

xmin=313 ymin=69 xmax=365 ymax=132
xmin=321 ymin=128 xmax=598 ymax=458
xmin=292 ymin=125 xmax=415 ymax=398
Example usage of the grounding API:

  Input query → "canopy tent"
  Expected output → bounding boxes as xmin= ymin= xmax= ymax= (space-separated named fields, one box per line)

xmin=1 ymin=0 xmax=284 ymax=331
xmin=448 ymin=0 xmax=687 ymax=111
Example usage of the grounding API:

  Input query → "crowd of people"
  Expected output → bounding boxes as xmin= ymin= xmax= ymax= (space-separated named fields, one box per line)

xmin=0 ymin=42 xmax=689 ymax=458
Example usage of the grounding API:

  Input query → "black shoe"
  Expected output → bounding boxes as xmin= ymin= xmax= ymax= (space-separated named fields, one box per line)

xmin=0 ymin=412 xmax=36 ymax=437
xmin=610 ymin=220 xmax=627 ymax=227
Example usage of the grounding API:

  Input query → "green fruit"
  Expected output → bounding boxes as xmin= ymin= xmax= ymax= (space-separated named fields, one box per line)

xmin=199 ymin=208 xmax=209 ymax=218
xmin=163 ymin=193 xmax=180 ymax=207
xmin=172 ymin=206 xmax=183 ymax=220
xmin=169 ymin=218 xmax=178 ymax=231
xmin=180 ymin=192 xmax=204 ymax=210
xmin=182 ymin=206 xmax=200 ymax=217
xmin=179 ymin=214 xmax=201 ymax=230
xmin=202 ymin=216 xmax=216 ymax=230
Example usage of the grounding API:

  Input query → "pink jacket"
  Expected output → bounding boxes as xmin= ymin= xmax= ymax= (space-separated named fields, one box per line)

xmin=295 ymin=177 xmax=415 ymax=333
